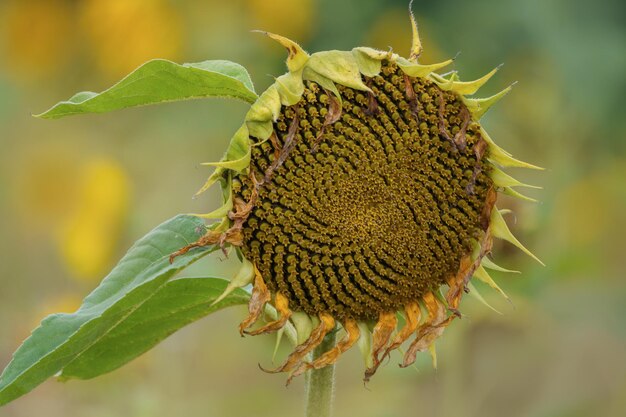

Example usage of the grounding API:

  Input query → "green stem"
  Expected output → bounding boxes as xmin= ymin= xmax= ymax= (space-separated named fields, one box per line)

xmin=304 ymin=331 xmax=337 ymax=417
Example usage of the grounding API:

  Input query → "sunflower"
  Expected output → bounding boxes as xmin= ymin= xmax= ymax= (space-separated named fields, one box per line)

xmin=171 ymin=11 xmax=543 ymax=383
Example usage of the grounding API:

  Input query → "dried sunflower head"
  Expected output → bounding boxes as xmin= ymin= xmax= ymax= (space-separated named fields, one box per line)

xmin=175 ymin=11 xmax=543 ymax=382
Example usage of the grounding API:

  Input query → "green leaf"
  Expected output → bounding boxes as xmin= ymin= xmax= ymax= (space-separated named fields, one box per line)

xmin=0 ymin=215 xmax=214 ymax=406
xmin=36 ymin=59 xmax=258 ymax=119
xmin=58 ymin=277 xmax=250 ymax=380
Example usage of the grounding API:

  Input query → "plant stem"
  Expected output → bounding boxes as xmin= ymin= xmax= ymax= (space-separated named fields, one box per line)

xmin=304 ymin=331 xmax=337 ymax=417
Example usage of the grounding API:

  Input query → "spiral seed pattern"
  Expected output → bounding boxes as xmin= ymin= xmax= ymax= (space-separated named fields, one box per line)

xmin=235 ymin=62 xmax=493 ymax=320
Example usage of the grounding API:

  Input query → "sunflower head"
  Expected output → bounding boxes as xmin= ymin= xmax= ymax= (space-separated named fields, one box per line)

xmin=179 ymin=11 xmax=543 ymax=382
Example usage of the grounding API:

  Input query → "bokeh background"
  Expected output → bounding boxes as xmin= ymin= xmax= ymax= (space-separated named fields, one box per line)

xmin=1 ymin=0 xmax=625 ymax=416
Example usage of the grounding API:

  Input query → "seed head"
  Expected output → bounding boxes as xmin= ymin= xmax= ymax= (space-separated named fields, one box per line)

xmin=183 ymin=11 xmax=543 ymax=382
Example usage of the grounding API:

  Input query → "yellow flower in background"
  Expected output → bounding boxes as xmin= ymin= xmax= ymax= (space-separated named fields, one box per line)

xmin=11 ymin=143 xmax=82 ymax=227
xmin=78 ymin=0 xmax=184 ymax=79
xmin=247 ymin=0 xmax=316 ymax=42
xmin=59 ymin=159 xmax=131 ymax=282
xmin=0 ymin=0 xmax=73 ymax=80
xmin=10 ymin=145 xmax=130 ymax=282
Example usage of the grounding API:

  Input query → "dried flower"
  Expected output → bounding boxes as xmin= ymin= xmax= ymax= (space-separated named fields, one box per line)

xmin=173 ymin=12 xmax=543 ymax=383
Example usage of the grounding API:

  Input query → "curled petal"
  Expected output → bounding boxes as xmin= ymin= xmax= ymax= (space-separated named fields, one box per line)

xmin=311 ymin=90 xmax=342 ymax=152
xmin=364 ymin=311 xmax=397 ymax=381
xmin=447 ymin=231 xmax=494 ymax=311
xmin=245 ymin=292 xmax=292 ymax=336
xmin=168 ymin=226 xmax=243 ymax=262
xmin=239 ymin=266 xmax=271 ymax=336
xmin=262 ymin=313 xmax=335 ymax=376
xmin=401 ymin=293 xmax=449 ymax=368
xmin=263 ymin=107 xmax=300 ymax=183
xmin=288 ymin=319 xmax=360 ymax=382
xmin=381 ymin=302 xmax=421 ymax=360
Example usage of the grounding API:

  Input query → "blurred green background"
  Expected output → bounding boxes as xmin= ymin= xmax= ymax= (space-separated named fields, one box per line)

xmin=1 ymin=0 xmax=625 ymax=416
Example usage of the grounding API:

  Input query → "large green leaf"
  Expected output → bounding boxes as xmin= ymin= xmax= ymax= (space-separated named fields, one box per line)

xmin=36 ymin=59 xmax=258 ymax=119
xmin=0 ymin=215 xmax=214 ymax=406
xmin=58 ymin=277 xmax=249 ymax=380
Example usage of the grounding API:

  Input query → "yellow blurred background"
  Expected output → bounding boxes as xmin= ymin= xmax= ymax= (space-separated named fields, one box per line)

xmin=0 ymin=0 xmax=624 ymax=416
